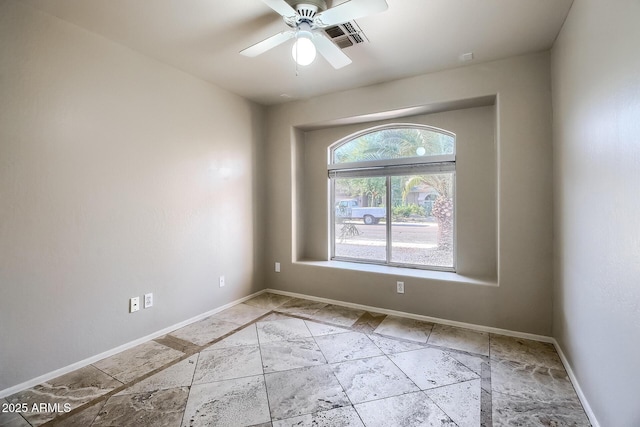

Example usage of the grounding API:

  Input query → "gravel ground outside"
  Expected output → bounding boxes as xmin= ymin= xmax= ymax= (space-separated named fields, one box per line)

xmin=334 ymin=220 xmax=453 ymax=268
xmin=335 ymin=244 xmax=453 ymax=268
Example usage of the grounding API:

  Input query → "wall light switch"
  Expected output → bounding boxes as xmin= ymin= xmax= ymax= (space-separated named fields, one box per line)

xmin=219 ymin=276 xmax=225 ymax=287
xmin=275 ymin=262 xmax=281 ymax=273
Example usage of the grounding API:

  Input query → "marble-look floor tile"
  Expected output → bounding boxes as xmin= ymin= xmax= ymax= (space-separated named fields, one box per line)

xmin=182 ymin=375 xmax=271 ymax=427
xmin=260 ymin=338 xmax=326 ymax=373
xmin=354 ymin=391 xmax=456 ymax=427
xmin=275 ymin=298 xmax=327 ymax=317
xmin=258 ymin=312 xmax=296 ymax=322
xmin=428 ymin=324 xmax=490 ymax=355
xmin=264 ymin=365 xmax=350 ymax=420
xmin=304 ymin=320 xmax=350 ymax=336
xmin=206 ymin=324 xmax=259 ymax=350
xmin=169 ymin=316 xmax=240 ymax=346
xmin=272 ymin=406 xmax=364 ymax=427
xmin=213 ymin=303 xmax=271 ymax=325
xmin=481 ymin=389 xmax=493 ymax=426
xmin=245 ymin=292 xmax=292 ymax=309
xmin=54 ymin=400 xmax=106 ymax=427
xmin=425 ymin=379 xmax=481 ymax=427
xmin=4 ymin=304 xmax=596 ymax=427
xmin=367 ymin=333 xmax=425 ymax=355
xmin=93 ymin=341 xmax=183 ymax=384
xmin=490 ymin=334 xmax=564 ymax=370
xmin=153 ymin=335 xmax=200 ymax=354
xmin=331 ymin=355 xmax=419 ymax=404
xmin=193 ymin=346 xmax=263 ymax=384
xmin=7 ymin=365 xmax=123 ymax=425
xmin=308 ymin=304 xmax=365 ymax=327
xmin=447 ymin=351 xmax=486 ymax=376
xmin=389 ymin=347 xmax=479 ymax=390
xmin=92 ymin=387 xmax=189 ymax=427
xmin=0 ymin=398 xmax=30 ymax=427
xmin=491 ymin=358 xmax=580 ymax=405
xmin=314 ymin=332 xmax=383 ymax=363
xmin=351 ymin=311 xmax=387 ymax=334
xmin=257 ymin=318 xmax=312 ymax=343
xmin=492 ymin=391 xmax=591 ymax=426
xmin=116 ymin=356 xmax=198 ymax=395
xmin=373 ymin=316 xmax=433 ymax=342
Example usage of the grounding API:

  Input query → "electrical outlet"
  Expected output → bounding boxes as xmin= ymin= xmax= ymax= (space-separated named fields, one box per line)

xmin=219 ymin=276 xmax=225 ymax=287
xmin=130 ymin=297 xmax=140 ymax=313
xmin=397 ymin=281 xmax=405 ymax=294
xmin=275 ymin=262 xmax=281 ymax=273
xmin=144 ymin=293 xmax=153 ymax=308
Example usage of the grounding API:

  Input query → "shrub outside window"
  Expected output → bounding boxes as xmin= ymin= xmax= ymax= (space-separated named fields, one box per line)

xmin=329 ymin=124 xmax=456 ymax=271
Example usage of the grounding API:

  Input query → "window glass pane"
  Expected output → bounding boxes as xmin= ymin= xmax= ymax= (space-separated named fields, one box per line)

xmin=333 ymin=127 xmax=454 ymax=164
xmin=334 ymin=177 xmax=387 ymax=262
xmin=390 ymin=173 xmax=454 ymax=268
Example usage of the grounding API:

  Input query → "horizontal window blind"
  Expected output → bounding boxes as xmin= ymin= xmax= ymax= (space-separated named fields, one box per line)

xmin=328 ymin=162 xmax=455 ymax=179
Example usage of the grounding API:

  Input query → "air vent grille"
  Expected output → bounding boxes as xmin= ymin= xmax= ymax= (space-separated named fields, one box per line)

xmin=335 ymin=38 xmax=353 ymax=49
xmin=323 ymin=20 xmax=368 ymax=50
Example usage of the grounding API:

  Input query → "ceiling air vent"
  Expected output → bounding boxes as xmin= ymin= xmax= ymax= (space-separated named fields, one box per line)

xmin=323 ymin=20 xmax=368 ymax=49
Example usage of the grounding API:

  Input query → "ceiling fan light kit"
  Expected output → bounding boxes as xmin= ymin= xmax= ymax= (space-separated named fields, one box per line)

xmin=240 ymin=0 xmax=388 ymax=69
xmin=291 ymin=23 xmax=316 ymax=66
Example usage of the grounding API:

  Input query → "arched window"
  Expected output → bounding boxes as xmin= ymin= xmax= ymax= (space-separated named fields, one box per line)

xmin=328 ymin=124 xmax=456 ymax=271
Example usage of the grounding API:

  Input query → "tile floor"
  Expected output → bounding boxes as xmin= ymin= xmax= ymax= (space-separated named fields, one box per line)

xmin=1 ymin=293 xmax=591 ymax=426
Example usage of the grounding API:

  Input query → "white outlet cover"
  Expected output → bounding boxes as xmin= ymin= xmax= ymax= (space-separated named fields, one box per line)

xmin=275 ymin=262 xmax=281 ymax=273
xmin=144 ymin=293 xmax=153 ymax=308
xmin=397 ymin=281 xmax=405 ymax=294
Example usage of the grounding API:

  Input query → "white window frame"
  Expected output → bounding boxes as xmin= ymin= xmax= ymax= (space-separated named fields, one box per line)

xmin=328 ymin=123 xmax=456 ymax=272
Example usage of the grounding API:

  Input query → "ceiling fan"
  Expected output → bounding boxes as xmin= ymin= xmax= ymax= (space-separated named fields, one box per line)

xmin=240 ymin=0 xmax=388 ymax=69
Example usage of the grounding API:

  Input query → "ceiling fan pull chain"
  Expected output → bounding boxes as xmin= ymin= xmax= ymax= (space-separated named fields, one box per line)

xmin=294 ymin=29 xmax=300 ymax=76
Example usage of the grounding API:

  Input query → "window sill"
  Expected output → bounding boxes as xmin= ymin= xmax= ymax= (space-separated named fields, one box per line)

xmin=294 ymin=260 xmax=498 ymax=287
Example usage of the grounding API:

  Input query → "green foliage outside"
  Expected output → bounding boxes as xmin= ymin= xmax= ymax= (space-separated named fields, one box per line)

xmin=336 ymin=176 xmax=386 ymax=207
xmin=392 ymin=204 xmax=426 ymax=220
xmin=333 ymin=127 xmax=455 ymax=249
xmin=333 ymin=127 xmax=454 ymax=164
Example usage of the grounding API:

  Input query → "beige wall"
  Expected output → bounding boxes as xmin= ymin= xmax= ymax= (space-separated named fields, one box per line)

xmin=0 ymin=0 xmax=264 ymax=391
xmin=551 ymin=0 xmax=640 ymax=425
xmin=265 ymin=52 xmax=554 ymax=335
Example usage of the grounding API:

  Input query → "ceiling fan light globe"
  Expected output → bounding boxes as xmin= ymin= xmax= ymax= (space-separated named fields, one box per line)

xmin=291 ymin=37 xmax=316 ymax=66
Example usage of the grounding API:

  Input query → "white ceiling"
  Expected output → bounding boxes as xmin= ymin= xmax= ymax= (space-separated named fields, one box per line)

xmin=23 ymin=0 xmax=573 ymax=106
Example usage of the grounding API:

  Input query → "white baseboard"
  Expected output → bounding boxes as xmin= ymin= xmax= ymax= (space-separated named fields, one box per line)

xmin=0 ymin=289 xmax=266 ymax=399
xmin=552 ymin=339 xmax=600 ymax=427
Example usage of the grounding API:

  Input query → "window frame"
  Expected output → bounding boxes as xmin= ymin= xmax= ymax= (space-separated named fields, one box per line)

xmin=328 ymin=123 xmax=457 ymax=272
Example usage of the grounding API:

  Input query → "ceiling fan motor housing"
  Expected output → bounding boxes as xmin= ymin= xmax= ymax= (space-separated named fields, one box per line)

xmin=287 ymin=0 xmax=327 ymax=11
xmin=284 ymin=0 xmax=327 ymax=25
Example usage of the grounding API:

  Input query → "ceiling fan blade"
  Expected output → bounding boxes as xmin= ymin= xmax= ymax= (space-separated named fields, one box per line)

xmin=314 ymin=0 xmax=388 ymax=27
xmin=240 ymin=31 xmax=295 ymax=57
xmin=313 ymin=33 xmax=352 ymax=69
xmin=261 ymin=0 xmax=297 ymax=17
